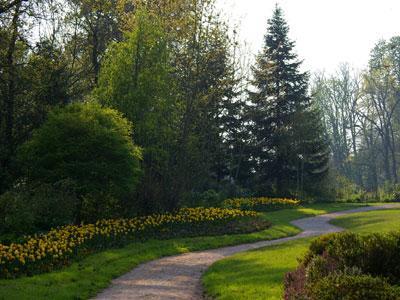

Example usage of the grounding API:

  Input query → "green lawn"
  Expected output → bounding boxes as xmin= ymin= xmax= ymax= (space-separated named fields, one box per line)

xmin=203 ymin=238 xmax=311 ymax=300
xmin=202 ymin=207 xmax=400 ymax=300
xmin=0 ymin=203 xmax=372 ymax=300
xmin=331 ymin=208 xmax=400 ymax=233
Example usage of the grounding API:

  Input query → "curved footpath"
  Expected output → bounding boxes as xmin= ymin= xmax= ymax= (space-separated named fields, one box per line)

xmin=94 ymin=204 xmax=400 ymax=300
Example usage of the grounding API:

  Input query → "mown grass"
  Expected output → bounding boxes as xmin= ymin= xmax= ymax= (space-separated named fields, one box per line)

xmin=331 ymin=208 xmax=400 ymax=233
xmin=203 ymin=238 xmax=311 ymax=300
xmin=202 ymin=206 xmax=400 ymax=300
xmin=0 ymin=203 xmax=370 ymax=299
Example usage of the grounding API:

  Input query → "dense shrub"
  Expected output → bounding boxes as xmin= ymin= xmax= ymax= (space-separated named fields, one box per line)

xmin=334 ymin=181 xmax=400 ymax=203
xmin=223 ymin=197 xmax=300 ymax=211
xmin=187 ymin=189 xmax=227 ymax=207
xmin=284 ymin=232 xmax=400 ymax=300
xmin=305 ymin=232 xmax=400 ymax=281
xmin=0 ymin=207 xmax=267 ymax=278
xmin=17 ymin=102 xmax=142 ymax=223
xmin=0 ymin=191 xmax=35 ymax=240
xmin=0 ymin=181 xmax=77 ymax=240
xmin=309 ymin=274 xmax=398 ymax=300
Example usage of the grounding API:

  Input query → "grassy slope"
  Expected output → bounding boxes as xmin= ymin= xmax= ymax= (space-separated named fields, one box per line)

xmin=0 ymin=203 xmax=368 ymax=300
xmin=331 ymin=208 xmax=400 ymax=233
xmin=202 ymin=206 xmax=400 ymax=300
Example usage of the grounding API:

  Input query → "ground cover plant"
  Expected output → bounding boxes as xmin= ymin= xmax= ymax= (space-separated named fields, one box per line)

xmin=202 ymin=207 xmax=400 ymax=300
xmin=0 ymin=207 xmax=266 ymax=279
xmin=223 ymin=197 xmax=300 ymax=212
xmin=0 ymin=203 xmax=367 ymax=299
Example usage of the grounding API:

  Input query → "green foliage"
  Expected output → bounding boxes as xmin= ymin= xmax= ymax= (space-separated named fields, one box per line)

xmin=17 ymin=102 xmax=142 ymax=223
xmin=285 ymin=231 xmax=400 ymax=299
xmin=331 ymin=173 xmax=363 ymax=202
xmin=202 ymin=207 xmax=400 ymax=300
xmin=376 ymin=183 xmax=400 ymax=202
xmin=248 ymin=6 xmax=330 ymax=197
xmin=314 ymin=37 xmax=400 ymax=198
xmin=0 ymin=203 xmax=365 ymax=299
xmin=309 ymin=274 xmax=398 ymax=300
xmin=0 ymin=191 xmax=35 ymax=240
xmin=327 ymin=172 xmax=400 ymax=203
xmin=333 ymin=180 xmax=400 ymax=203
xmin=0 ymin=208 xmax=265 ymax=279
xmin=94 ymin=10 xmax=181 ymax=212
xmin=0 ymin=181 xmax=77 ymax=240
xmin=94 ymin=5 xmax=243 ymax=211
xmin=188 ymin=189 xmax=227 ymax=207
xmin=223 ymin=197 xmax=300 ymax=211
xmin=0 ymin=36 xmax=74 ymax=194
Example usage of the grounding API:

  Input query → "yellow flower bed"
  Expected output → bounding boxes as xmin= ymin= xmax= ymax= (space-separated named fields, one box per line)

xmin=223 ymin=197 xmax=300 ymax=211
xmin=0 ymin=207 xmax=257 ymax=278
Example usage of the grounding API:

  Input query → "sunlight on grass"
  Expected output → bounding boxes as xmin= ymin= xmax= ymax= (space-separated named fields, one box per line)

xmin=331 ymin=208 xmax=400 ymax=234
xmin=203 ymin=238 xmax=311 ymax=300
xmin=0 ymin=203 xmax=371 ymax=299
xmin=202 ymin=206 xmax=400 ymax=300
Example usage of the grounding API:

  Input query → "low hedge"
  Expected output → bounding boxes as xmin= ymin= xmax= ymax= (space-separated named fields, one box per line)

xmin=284 ymin=232 xmax=400 ymax=300
xmin=223 ymin=197 xmax=300 ymax=212
xmin=0 ymin=207 xmax=268 ymax=279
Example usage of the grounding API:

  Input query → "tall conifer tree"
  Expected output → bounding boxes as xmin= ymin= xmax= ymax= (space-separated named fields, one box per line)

xmin=248 ymin=6 xmax=330 ymax=198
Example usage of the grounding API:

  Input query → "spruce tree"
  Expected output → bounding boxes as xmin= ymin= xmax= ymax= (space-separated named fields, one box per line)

xmin=248 ymin=6 xmax=330 ymax=198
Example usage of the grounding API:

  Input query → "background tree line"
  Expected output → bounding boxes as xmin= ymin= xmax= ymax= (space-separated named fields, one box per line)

xmin=0 ymin=1 xmax=360 ymax=236
xmin=0 ymin=0 xmax=245 ymax=214
xmin=313 ymin=37 xmax=400 ymax=200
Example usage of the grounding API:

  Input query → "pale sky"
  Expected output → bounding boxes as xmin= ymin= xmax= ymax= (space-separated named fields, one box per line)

xmin=216 ymin=0 xmax=400 ymax=74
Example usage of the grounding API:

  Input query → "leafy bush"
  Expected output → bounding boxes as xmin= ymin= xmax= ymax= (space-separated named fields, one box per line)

xmin=375 ymin=183 xmax=400 ymax=202
xmin=187 ymin=189 xmax=226 ymax=207
xmin=335 ymin=181 xmax=400 ymax=203
xmin=0 ymin=181 xmax=77 ymax=240
xmin=0 ymin=191 xmax=35 ymax=240
xmin=284 ymin=232 xmax=400 ymax=299
xmin=305 ymin=232 xmax=400 ymax=281
xmin=0 ymin=207 xmax=267 ymax=278
xmin=223 ymin=197 xmax=300 ymax=211
xmin=309 ymin=274 xmax=398 ymax=300
xmin=17 ymin=102 xmax=142 ymax=223
xmin=332 ymin=173 xmax=363 ymax=202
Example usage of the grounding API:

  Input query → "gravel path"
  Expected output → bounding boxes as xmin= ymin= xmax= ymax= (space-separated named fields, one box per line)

xmin=94 ymin=204 xmax=400 ymax=300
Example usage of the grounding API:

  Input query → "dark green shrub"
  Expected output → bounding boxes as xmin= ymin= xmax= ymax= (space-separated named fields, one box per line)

xmin=188 ymin=189 xmax=226 ymax=207
xmin=304 ymin=255 xmax=341 ymax=283
xmin=303 ymin=232 xmax=340 ymax=263
xmin=309 ymin=274 xmax=399 ymax=300
xmin=17 ymin=102 xmax=142 ymax=223
xmin=285 ymin=232 xmax=400 ymax=299
xmin=0 ymin=191 xmax=35 ymax=240
xmin=0 ymin=181 xmax=77 ymax=239
xmin=27 ymin=181 xmax=77 ymax=229
xmin=306 ymin=232 xmax=400 ymax=282
xmin=320 ymin=232 xmax=364 ymax=269
xmin=360 ymin=233 xmax=400 ymax=281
